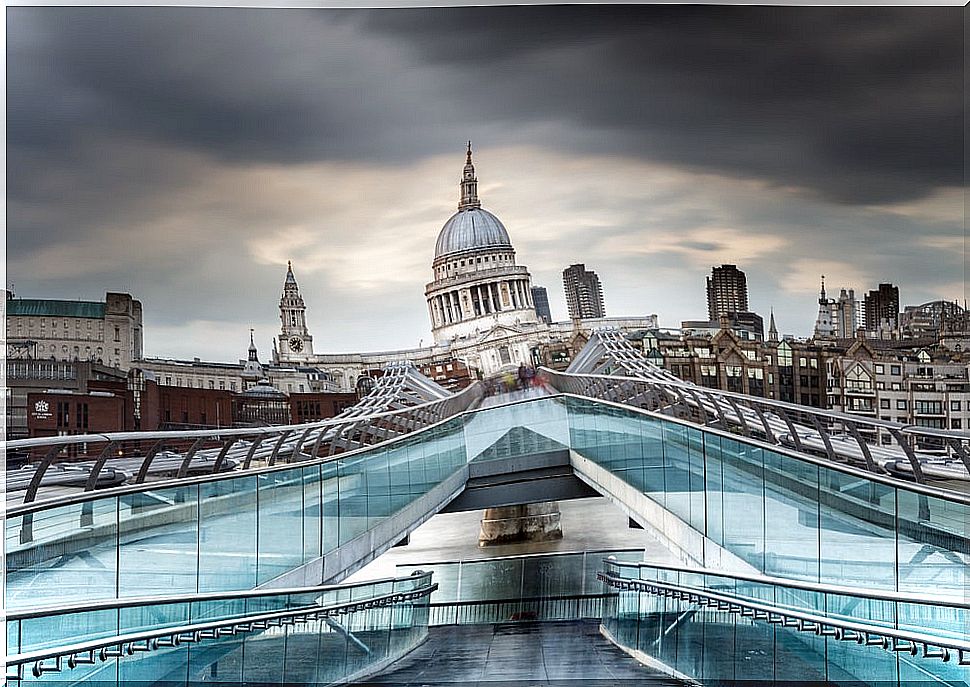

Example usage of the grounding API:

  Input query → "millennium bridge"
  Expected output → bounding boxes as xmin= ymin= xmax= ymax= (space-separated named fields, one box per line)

xmin=5 ymin=330 xmax=969 ymax=685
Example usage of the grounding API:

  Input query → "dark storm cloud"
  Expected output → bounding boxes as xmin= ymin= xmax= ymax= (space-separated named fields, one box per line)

xmin=363 ymin=5 xmax=961 ymax=204
xmin=5 ymin=6 xmax=963 ymax=358
xmin=7 ymin=5 xmax=961 ymax=205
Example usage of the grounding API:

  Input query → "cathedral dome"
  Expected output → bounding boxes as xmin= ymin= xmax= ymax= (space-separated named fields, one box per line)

xmin=434 ymin=208 xmax=512 ymax=259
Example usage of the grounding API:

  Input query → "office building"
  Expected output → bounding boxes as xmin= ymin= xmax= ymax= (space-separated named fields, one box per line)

xmin=706 ymin=264 xmax=748 ymax=320
xmin=531 ymin=286 xmax=552 ymax=323
xmin=563 ymin=263 xmax=605 ymax=319
xmin=864 ymin=283 xmax=900 ymax=332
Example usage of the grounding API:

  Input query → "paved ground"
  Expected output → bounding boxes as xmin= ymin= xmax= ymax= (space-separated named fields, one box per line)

xmin=345 ymin=496 xmax=682 ymax=582
xmin=359 ymin=620 xmax=683 ymax=686
xmin=479 ymin=384 xmax=554 ymax=408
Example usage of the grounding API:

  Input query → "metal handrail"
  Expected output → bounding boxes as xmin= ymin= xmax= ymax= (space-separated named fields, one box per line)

xmin=7 ymin=571 xmax=434 ymax=621
xmin=600 ymin=559 xmax=970 ymax=609
xmin=549 ymin=389 xmax=970 ymax=505
xmin=598 ymin=571 xmax=970 ymax=665
xmin=6 ymin=380 xmax=465 ymax=450
xmin=547 ymin=366 xmax=967 ymax=440
xmin=6 ymin=580 xmax=437 ymax=679
xmin=396 ymin=547 xmax=645 ymax=568
xmin=4 ymin=385 xmax=521 ymax=519
xmin=6 ymin=370 xmax=484 ymax=507
xmin=9 ymin=386 xmax=970 ymax=521
xmin=542 ymin=367 xmax=970 ymax=487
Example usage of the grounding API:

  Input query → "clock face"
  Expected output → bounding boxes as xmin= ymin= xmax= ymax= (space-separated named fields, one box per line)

xmin=289 ymin=337 xmax=304 ymax=352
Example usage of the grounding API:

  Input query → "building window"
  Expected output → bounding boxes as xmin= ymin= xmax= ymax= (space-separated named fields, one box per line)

xmin=76 ymin=402 xmax=89 ymax=429
xmin=880 ymin=399 xmax=890 ymax=409
xmin=896 ymin=400 xmax=907 ymax=410
xmin=891 ymin=365 xmax=901 ymax=375
xmin=914 ymin=400 xmax=943 ymax=415
xmin=114 ymin=326 xmax=120 ymax=342
xmin=953 ymin=419 xmax=962 ymax=430
xmin=874 ymin=364 xmax=884 ymax=374
xmin=950 ymin=400 xmax=961 ymax=411
xmin=56 ymin=401 xmax=69 ymax=427
xmin=845 ymin=365 xmax=872 ymax=391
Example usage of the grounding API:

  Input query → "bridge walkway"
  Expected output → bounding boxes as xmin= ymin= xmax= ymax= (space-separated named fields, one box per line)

xmin=359 ymin=620 xmax=682 ymax=686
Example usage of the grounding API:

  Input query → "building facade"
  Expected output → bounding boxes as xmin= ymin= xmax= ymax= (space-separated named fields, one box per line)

xmin=6 ymin=360 xmax=128 ymax=440
xmin=141 ymin=333 xmax=338 ymax=396
xmin=562 ymin=264 xmax=605 ymax=320
xmin=6 ymin=291 xmax=143 ymax=370
xmin=706 ymin=265 xmax=748 ymax=321
xmin=640 ymin=328 xmax=828 ymax=407
xmin=813 ymin=279 xmax=859 ymax=340
xmin=531 ymin=286 xmax=552 ymax=323
xmin=826 ymin=341 xmax=970 ymax=444
xmin=271 ymin=144 xmax=658 ymax=382
xmin=424 ymin=143 xmax=540 ymax=345
xmin=864 ymin=283 xmax=900 ymax=332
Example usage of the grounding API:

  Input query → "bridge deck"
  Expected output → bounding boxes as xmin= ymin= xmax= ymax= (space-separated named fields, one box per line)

xmin=360 ymin=619 xmax=683 ymax=686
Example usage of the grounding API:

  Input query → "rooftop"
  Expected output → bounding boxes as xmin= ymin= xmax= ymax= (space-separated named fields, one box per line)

xmin=6 ymin=298 xmax=105 ymax=319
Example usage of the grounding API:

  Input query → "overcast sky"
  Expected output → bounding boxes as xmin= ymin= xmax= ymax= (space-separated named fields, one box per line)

xmin=7 ymin=5 xmax=964 ymax=361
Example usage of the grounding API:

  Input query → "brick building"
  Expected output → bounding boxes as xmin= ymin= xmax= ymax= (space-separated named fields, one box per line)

xmin=6 ymin=291 xmax=143 ymax=370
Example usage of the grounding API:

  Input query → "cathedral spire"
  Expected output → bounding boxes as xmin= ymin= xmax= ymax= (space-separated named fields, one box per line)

xmin=768 ymin=308 xmax=778 ymax=343
xmin=285 ymin=260 xmax=297 ymax=288
xmin=459 ymin=140 xmax=481 ymax=211
xmin=248 ymin=328 xmax=258 ymax=361
xmin=819 ymin=275 xmax=827 ymax=303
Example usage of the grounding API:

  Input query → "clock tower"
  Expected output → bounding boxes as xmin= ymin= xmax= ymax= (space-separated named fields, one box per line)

xmin=277 ymin=261 xmax=314 ymax=362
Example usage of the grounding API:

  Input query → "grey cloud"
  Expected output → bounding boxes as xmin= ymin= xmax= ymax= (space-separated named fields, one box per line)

xmin=5 ymin=6 xmax=964 ymax=358
xmin=8 ymin=6 xmax=961 ymax=205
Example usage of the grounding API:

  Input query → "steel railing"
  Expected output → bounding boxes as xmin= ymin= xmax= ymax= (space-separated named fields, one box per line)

xmin=6 ymin=363 xmax=483 ymax=506
xmin=6 ymin=573 xmax=436 ymax=681
xmin=542 ymin=367 xmax=970 ymax=489
xmin=598 ymin=568 xmax=970 ymax=667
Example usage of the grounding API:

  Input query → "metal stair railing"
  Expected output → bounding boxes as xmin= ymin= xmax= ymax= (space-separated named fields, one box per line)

xmin=598 ymin=569 xmax=970 ymax=667
xmin=6 ymin=576 xmax=437 ymax=682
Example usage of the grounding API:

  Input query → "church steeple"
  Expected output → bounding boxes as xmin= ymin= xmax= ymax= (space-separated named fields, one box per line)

xmin=459 ymin=140 xmax=481 ymax=211
xmin=242 ymin=328 xmax=265 ymax=384
xmin=277 ymin=260 xmax=314 ymax=362
xmin=768 ymin=308 xmax=778 ymax=343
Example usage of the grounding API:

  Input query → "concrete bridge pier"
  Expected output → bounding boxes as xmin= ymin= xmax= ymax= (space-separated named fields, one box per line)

xmin=478 ymin=501 xmax=563 ymax=546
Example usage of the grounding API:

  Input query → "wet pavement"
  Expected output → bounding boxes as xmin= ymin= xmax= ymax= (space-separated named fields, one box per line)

xmin=359 ymin=620 xmax=683 ymax=686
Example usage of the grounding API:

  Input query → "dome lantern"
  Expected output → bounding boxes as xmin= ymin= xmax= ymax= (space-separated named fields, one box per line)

xmin=433 ymin=143 xmax=513 ymax=261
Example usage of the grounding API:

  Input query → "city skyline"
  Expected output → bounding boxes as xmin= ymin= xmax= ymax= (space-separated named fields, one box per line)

xmin=8 ymin=6 xmax=963 ymax=362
